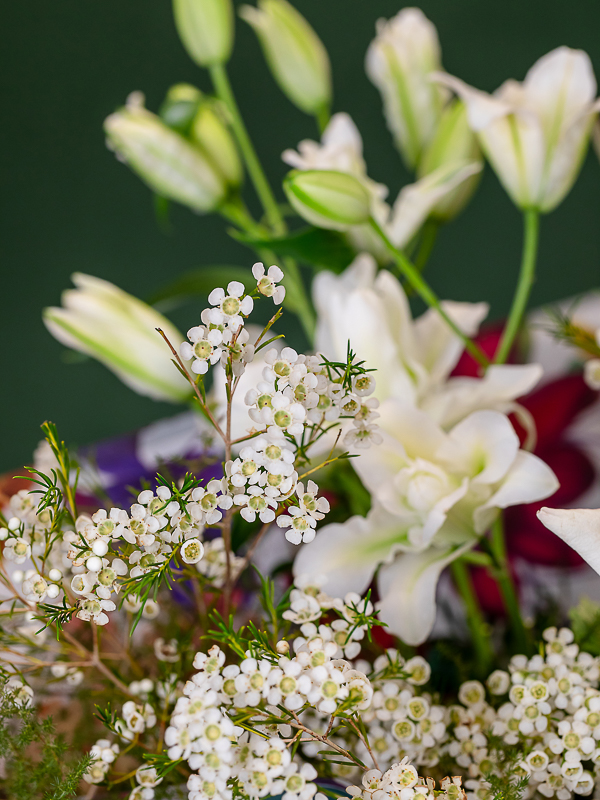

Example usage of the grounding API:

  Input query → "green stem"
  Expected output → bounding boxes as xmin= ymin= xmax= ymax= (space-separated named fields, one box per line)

xmin=210 ymin=64 xmax=315 ymax=341
xmin=451 ymin=558 xmax=493 ymax=677
xmin=488 ymin=516 xmax=531 ymax=654
xmin=494 ymin=209 xmax=540 ymax=364
xmin=210 ymin=64 xmax=285 ymax=235
xmin=414 ymin=218 xmax=439 ymax=274
xmin=315 ymin=104 xmax=331 ymax=136
xmin=369 ymin=217 xmax=489 ymax=368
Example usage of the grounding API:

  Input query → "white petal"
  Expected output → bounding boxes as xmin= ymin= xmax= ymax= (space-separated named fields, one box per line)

xmin=537 ymin=507 xmax=600 ymax=575
xmin=292 ymin=509 xmax=400 ymax=599
xmin=387 ymin=160 xmax=482 ymax=248
xmin=208 ymin=287 xmax=225 ymax=305
xmin=252 ymin=262 xmax=265 ymax=280
xmin=377 ymin=543 xmax=472 ymax=645
xmin=412 ymin=299 xmax=488 ymax=388
xmin=438 ymin=410 xmax=519 ymax=484
xmin=474 ymin=450 xmax=559 ymax=532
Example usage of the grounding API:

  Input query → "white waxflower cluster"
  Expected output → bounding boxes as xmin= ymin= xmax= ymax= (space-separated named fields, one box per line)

xmin=164 ymin=626 xmax=375 ymax=800
xmin=180 ymin=263 xmax=284 ymax=378
xmin=83 ymin=738 xmax=120 ymax=784
xmin=196 ymin=537 xmax=245 ymax=588
xmin=233 ymin=345 xmax=380 ymax=543
xmin=244 ymin=346 xmax=381 ymax=451
xmin=348 ymin=760 xmax=466 ymax=800
xmin=1 ymin=489 xmax=71 ymax=604
xmin=55 ymin=483 xmax=238 ymax=626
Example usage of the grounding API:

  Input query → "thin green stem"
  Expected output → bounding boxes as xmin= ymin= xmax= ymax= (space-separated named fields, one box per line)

xmin=210 ymin=64 xmax=315 ymax=340
xmin=414 ymin=218 xmax=439 ymax=274
xmin=494 ymin=209 xmax=540 ymax=364
xmin=488 ymin=516 xmax=531 ymax=655
xmin=315 ymin=104 xmax=331 ymax=136
xmin=369 ymin=217 xmax=489 ymax=368
xmin=210 ymin=64 xmax=284 ymax=236
xmin=451 ymin=558 xmax=493 ymax=677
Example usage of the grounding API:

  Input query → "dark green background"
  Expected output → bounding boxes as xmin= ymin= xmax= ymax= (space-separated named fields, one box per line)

xmin=2 ymin=0 xmax=600 ymax=472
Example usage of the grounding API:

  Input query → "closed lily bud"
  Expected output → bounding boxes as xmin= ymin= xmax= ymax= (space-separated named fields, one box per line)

xmin=240 ymin=0 xmax=331 ymax=117
xmin=418 ymin=100 xmax=482 ymax=220
xmin=283 ymin=169 xmax=371 ymax=230
xmin=161 ymin=84 xmax=243 ymax=188
xmin=366 ymin=8 xmax=446 ymax=170
xmin=104 ymin=95 xmax=227 ymax=213
xmin=172 ymin=0 xmax=233 ymax=67
xmin=437 ymin=46 xmax=600 ymax=212
xmin=43 ymin=274 xmax=192 ymax=404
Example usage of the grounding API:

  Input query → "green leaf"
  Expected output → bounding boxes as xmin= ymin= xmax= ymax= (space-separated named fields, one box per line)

xmin=147 ymin=265 xmax=253 ymax=310
xmin=240 ymin=227 xmax=355 ymax=272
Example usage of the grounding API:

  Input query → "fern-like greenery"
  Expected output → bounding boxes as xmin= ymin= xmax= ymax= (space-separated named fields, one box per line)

xmin=0 ymin=691 xmax=92 ymax=800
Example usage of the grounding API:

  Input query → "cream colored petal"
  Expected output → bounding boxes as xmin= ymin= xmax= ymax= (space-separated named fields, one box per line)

xmin=377 ymin=542 xmax=473 ymax=645
xmin=421 ymin=364 xmax=543 ymax=429
xmin=386 ymin=161 xmax=482 ymax=248
xmin=437 ymin=410 xmax=520 ymax=485
xmin=537 ymin=507 xmax=600 ymax=575
xmin=474 ymin=450 xmax=559 ymax=532
xmin=412 ymin=298 xmax=488 ymax=389
xmin=292 ymin=504 xmax=415 ymax=599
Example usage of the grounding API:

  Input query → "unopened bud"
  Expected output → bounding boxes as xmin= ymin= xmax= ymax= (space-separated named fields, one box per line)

xmin=276 ymin=639 xmax=289 ymax=655
xmin=418 ymin=100 xmax=481 ymax=220
xmin=86 ymin=556 xmax=103 ymax=573
xmin=92 ymin=540 xmax=109 ymax=557
xmin=161 ymin=84 xmax=242 ymax=191
xmin=104 ymin=101 xmax=227 ymax=214
xmin=8 ymin=517 xmax=20 ymax=531
xmin=283 ymin=169 xmax=371 ymax=230
xmin=240 ymin=0 xmax=331 ymax=117
xmin=47 ymin=584 xmax=60 ymax=599
xmin=48 ymin=568 xmax=62 ymax=582
xmin=173 ymin=0 xmax=234 ymax=67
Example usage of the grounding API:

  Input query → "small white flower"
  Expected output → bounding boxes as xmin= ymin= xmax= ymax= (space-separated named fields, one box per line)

xmin=181 ymin=325 xmax=224 ymax=375
xmin=181 ymin=537 xmax=205 ymax=564
xmin=3 ymin=537 xmax=31 ymax=564
xmin=252 ymin=262 xmax=285 ymax=305
xmin=203 ymin=282 xmax=254 ymax=330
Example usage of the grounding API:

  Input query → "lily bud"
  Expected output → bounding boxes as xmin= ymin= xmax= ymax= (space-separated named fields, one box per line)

xmin=366 ymin=8 xmax=446 ymax=170
xmin=161 ymin=84 xmax=243 ymax=188
xmin=437 ymin=47 xmax=600 ymax=212
xmin=240 ymin=0 xmax=331 ymax=117
xmin=43 ymin=274 xmax=192 ymax=404
xmin=418 ymin=100 xmax=482 ymax=220
xmin=104 ymin=95 xmax=227 ymax=213
xmin=283 ymin=170 xmax=371 ymax=230
xmin=172 ymin=0 xmax=233 ymax=67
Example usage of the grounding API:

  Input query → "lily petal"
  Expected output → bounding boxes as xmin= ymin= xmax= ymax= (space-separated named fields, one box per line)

xmin=475 ymin=450 xmax=559 ymax=533
xmin=377 ymin=543 xmax=472 ymax=645
xmin=387 ymin=160 xmax=482 ymax=248
xmin=292 ymin=505 xmax=412 ymax=598
xmin=537 ymin=507 xmax=600 ymax=575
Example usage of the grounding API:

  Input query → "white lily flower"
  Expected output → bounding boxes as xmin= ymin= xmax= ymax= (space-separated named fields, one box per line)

xmin=314 ymin=254 xmax=541 ymax=427
xmin=283 ymin=113 xmax=481 ymax=255
xmin=43 ymin=273 xmax=191 ymax=403
xmin=295 ymin=405 xmax=557 ymax=645
xmin=436 ymin=47 xmax=600 ymax=211
xmin=537 ymin=507 xmax=600 ymax=575
xmin=365 ymin=8 xmax=446 ymax=170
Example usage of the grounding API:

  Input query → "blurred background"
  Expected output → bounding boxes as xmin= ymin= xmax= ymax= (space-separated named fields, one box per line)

xmin=2 ymin=0 xmax=600 ymax=473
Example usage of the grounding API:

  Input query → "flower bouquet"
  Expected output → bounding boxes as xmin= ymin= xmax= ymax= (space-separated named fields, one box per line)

xmin=4 ymin=2 xmax=600 ymax=799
